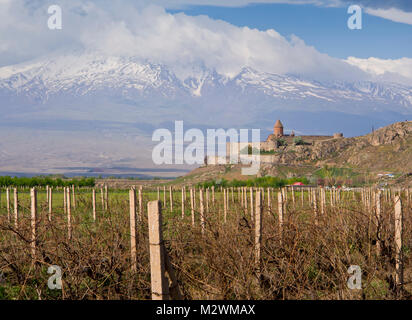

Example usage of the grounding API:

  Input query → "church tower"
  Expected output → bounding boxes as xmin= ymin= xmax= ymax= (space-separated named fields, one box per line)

xmin=274 ymin=120 xmax=284 ymax=137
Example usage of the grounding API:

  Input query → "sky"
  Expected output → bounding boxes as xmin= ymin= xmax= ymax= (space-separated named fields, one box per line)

xmin=169 ymin=3 xmax=412 ymax=59
xmin=0 ymin=0 xmax=411 ymax=82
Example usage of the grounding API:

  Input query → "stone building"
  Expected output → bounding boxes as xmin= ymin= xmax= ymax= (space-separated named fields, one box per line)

xmin=217 ymin=120 xmax=345 ymax=164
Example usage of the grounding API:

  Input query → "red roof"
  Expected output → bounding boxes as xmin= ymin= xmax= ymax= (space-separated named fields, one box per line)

xmin=292 ymin=182 xmax=304 ymax=186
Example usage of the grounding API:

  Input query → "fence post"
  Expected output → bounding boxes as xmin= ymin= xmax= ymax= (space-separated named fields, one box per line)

xmin=210 ymin=186 xmax=214 ymax=204
xmin=72 ymin=185 xmax=76 ymax=210
xmin=313 ymin=189 xmax=318 ymax=225
xmin=30 ymin=188 xmax=37 ymax=259
xmin=250 ymin=187 xmax=254 ymax=221
xmin=278 ymin=191 xmax=284 ymax=245
xmin=375 ymin=190 xmax=381 ymax=257
xmin=206 ymin=188 xmax=209 ymax=213
xmin=240 ymin=187 xmax=244 ymax=208
xmin=147 ymin=200 xmax=170 ymax=300
xmin=67 ymin=188 xmax=72 ymax=240
xmin=223 ymin=188 xmax=227 ymax=223
xmin=163 ymin=186 xmax=166 ymax=209
xmin=190 ymin=188 xmax=195 ymax=226
xmin=6 ymin=188 xmax=10 ymax=222
xmin=129 ymin=188 xmax=137 ymax=272
xmin=394 ymin=195 xmax=403 ymax=293
xmin=301 ymin=188 xmax=304 ymax=206
xmin=255 ymin=190 xmax=262 ymax=276
xmin=92 ymin=189 xmax=96 ymax=221
xmin=200 ymin=189 xmax=205 ymax=234
xmin=320 ymin=188 xmax=325 ymax=216
xmin=100 ymin=187 xmax=104 ymax=211
xmin=138 ymin=186 xmax=143 ymax=222
xmin=63 ymin=187 xmax=67 ymax=214
xmin=104 ymin=185 xmax=109 ymax=211
xmin=181 ymin=188 xmax=185 ymax=219
xmin=169 ymin=186 xmax=173 ymax=213
xmin=13 ymin=188 xmax=18 ymax=229
xmin=48 ymin=187 xmax=52 ymax=221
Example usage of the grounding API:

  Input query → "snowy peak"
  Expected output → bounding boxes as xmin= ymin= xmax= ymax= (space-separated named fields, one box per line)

xmin=1 ymin=53 xmax=412 ymax=113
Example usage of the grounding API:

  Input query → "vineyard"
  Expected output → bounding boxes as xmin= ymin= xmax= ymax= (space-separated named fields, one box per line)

xmin=0 ymin=185 xmax=411 ymax=300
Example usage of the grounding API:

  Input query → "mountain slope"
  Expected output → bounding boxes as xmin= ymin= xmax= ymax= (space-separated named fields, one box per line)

xmin=1 ymin=53 xmax=412 ymax=116
xmin=1 ymin=53 xmax=412 ymax=173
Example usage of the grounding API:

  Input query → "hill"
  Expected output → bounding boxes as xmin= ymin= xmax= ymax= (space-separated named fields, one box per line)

xmin=178 ymin=121 xmax=412 ymax=187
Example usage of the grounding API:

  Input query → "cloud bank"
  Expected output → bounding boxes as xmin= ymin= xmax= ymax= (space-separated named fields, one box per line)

xmin=0 ymin=0 xmax=411 ymax=84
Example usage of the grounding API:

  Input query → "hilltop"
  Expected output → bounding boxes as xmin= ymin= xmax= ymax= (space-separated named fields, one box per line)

xmin=177 ymin=121 xmax=412 ymax=187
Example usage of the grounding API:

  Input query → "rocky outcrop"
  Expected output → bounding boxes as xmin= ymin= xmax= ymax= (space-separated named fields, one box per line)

xmin=366 ymin=121 xmax=412 ymax=146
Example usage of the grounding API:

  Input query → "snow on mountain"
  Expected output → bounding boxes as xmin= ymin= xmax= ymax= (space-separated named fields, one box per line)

xmin=1 ymin=53 xmax=411 ymax=114
xmin=1 ymin=53 xmax=412 ymax=173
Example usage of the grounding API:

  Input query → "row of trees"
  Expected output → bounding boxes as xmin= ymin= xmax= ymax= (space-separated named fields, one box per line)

xmin=0 ymin=176 xmax=95 ymax=187
xmin=198 ymin=176 xmax=309 ymax=188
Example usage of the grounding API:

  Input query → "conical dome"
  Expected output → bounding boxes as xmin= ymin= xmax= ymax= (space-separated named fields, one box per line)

xmin=274 ymin=120 xmax=283 ymax=128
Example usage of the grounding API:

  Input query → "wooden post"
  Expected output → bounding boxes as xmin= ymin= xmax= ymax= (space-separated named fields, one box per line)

xmin=100 ymin=187 xmax=104 ymax=211
xmin=104 ymin=185 xmax=108 ymax=211
xmin=169 ymin=186 xmax=173 ymax=213
xmin=181 ymin=188 xmax=185 ymax=219
xmin=147 ymin=201 xmax=170 ymax=300
xmin=72 ymin=184 xmax=76 ymax=210
xmin=250 ymin=187 xmax=254 ymax=221
xmin=320 ymin=188 xmax=325 ymax=216
xmin=394 ymin=195 xmax=403 ymax=292
xmin=13 ymin=188 xmax=18 ymax=229
xmin=292 ymin=186 xmax=295 ymax=206
xmin=240 ymin=187 xmax=244 ymax=207
xmin=200 ymin=189 xmax=205 ymax=235
xmin=244 ymin=187 xmax=248 ymax=211
xmin=129 ymin=188 xmax=137 ymax=272
xmin=212 ymin=186 xmax=215 ymax=204
xmin=63 ymin=187 xmax=67 ymax=214
xmin=157 ymin=187 xmax=160 ymax=200
xmin=67 ymin=188 xmax=72 ymax=240
xmin=226 ymin=187 xmax=230 ymax=213
xmin=48 ymin=187 xmax=52 ymax=221
xmin=190 ymin=188 xmax=195 ymax=226
xmin=30 ymin=188 xmax=37 ymax=259
xmin=92 ymin=189 xmax=96 ymax=221
xmin=313 ymin=189 xmax=318 ymax=224
xmin=278 ymin=191 xmax=284 ymax=244
xmin=163 ymin=186 xmax=166 ymax=209
xmin=255 ymin=190 xmax=262 ymax=275
xmin=6 ymin=188 xmax=10 ymax=222
xmin=375 ymin=190 xmax=381 ymax=256
xmin=138 ymin=186 xmax=143 ymax=221
xmin=206 ymin=188 xmax=209 ymax=213
xmin=223 ymin=188 xmax=227 ymax=223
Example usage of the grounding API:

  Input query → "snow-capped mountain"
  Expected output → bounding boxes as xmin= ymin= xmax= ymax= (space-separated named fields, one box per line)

xmin=1 ymin=52 xmax=412 ymax=174
xmin=1 ymin=53 xmax=412 ymax=116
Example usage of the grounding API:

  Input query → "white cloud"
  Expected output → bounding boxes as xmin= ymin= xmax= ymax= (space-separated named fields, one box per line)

xmin=152 ymin=0 xmax=327 ymax=9
xmin=346 ymin=56 xmax=412 ymax=85
xmin=0 ymin=0 xmax=369 ymax=82
xmin=365 ymin=7 xmax=412 ymax=25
